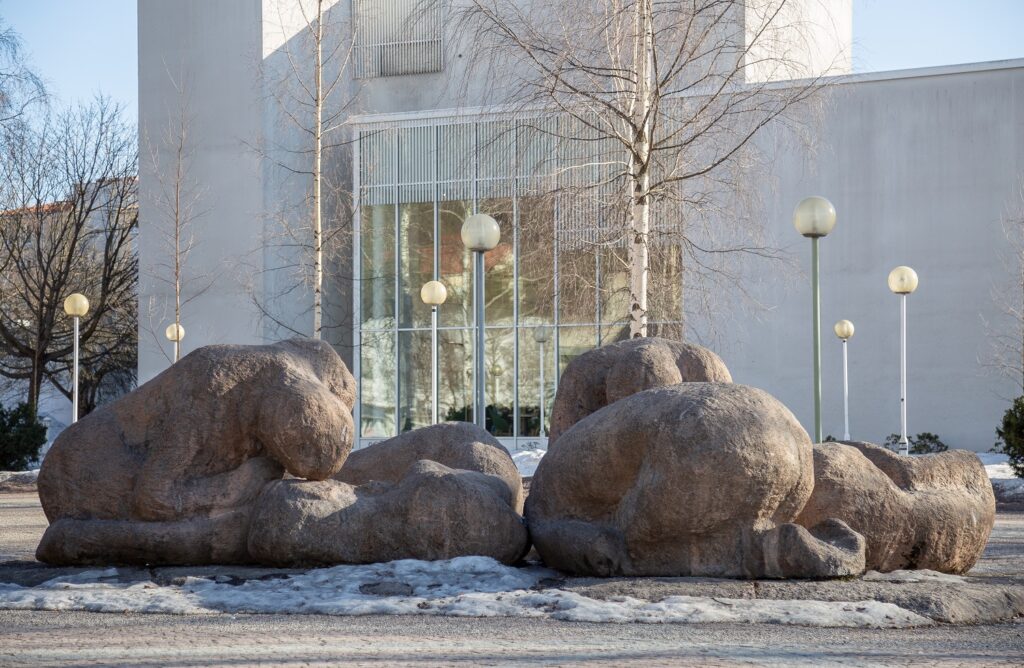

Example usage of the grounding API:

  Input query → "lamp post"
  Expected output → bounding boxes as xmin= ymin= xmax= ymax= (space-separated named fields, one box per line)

xmin=533 ymin=326 xmax=551 ymax=437
xmin=833 ymin=319 xmax=855 ymax=441
xmin=63 ymin=293 xmax=89 ymax=423
xmin=888 ymin=266 xmax=919 ymax=456
xmin=793 ymin=196 xmax=837 ymax=443
xmin=461 ymin=213 xmax=501 ymax=430
xmin=165 ymin=322 xmax=185 ymax=363
xmin=420 ymin=280 xmax=448 ymax=424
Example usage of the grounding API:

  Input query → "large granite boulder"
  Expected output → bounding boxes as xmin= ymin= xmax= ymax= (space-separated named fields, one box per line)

xmin=527 ymin=383 xmax=865 ymax=578
xmin=336 ymin=422 xmax=524 ymax=512
xmin=796 ymin=441 xmax=996 ymax=574
xmin=249 ymin=423 xmax=529 ymax=565
xmin=548 ymin=337 xmax=732 ymax=445
xmin=36 ymin=338 xmax=355 ymax=565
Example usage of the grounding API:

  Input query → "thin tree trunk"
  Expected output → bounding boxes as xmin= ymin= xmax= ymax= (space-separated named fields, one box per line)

xmin=628 ymin=1 xmax=653 ymax=339
xmin=312 ymin=0 xmax=324 ymax=339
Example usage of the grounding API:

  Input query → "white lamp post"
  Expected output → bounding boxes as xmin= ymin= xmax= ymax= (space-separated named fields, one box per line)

xmin=165 ymin=322 xmax=185 ymax=363
xmin=533 ymin=326 xmax=552 ymax=437
xmin=793 ymin=196 xmax=837 ymax=443
xmin=420 ymin=280 xmax=448 ymax=424
xmin=833 ymin=319 xmax=855 ymax=441
xmin=63 ymin=293 xmax=89 ymax=423
xmin=888 ymin=266 xmax=919 ymax=456
xmin=461 ymin=213 xmax=501 ymax=430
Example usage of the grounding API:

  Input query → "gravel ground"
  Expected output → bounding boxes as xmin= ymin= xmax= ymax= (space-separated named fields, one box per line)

xmin=1 ymin=492 xmax=1022 ymax=666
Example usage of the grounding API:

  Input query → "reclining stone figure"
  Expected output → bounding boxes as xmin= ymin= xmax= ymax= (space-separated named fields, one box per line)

xmin=248 ymin=422 xmax=529 ymax=566
xmin=36 ymin=338 xmax=355 ymax=565
xmin=796 ymin=441 xmax=995 ymax=574
xmin=527 ymin=382 xmax=867 ymax=578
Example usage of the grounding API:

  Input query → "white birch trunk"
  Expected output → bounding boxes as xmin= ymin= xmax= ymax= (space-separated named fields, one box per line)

xmin=312 ymin=0 xmax=324 ymax=339
xmin=628 ymin=1 xmax=654 ymax=339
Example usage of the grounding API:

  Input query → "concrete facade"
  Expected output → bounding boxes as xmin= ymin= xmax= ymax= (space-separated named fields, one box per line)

xmin=137 ymin=1 xmax=1021 ymax=451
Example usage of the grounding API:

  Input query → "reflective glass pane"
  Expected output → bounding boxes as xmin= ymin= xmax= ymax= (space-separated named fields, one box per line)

xmin=485 ymin=327 xmax=515 ymax=437
xmin=360 ymin=203 xmax=396 ymax=328
xmin=558 ymin=245 xmax=597 ymax=325
xmin=517 ymin=326 xmax=556 ymax=437
xmin=480 ymin=197 xmax=514 ymax=326
xmin=649 ymin=243 xmax=683 ymax=325
xmin=519 ymin=194 xmax=555 ymax=322
xmin=438 ymin=200 xmax=472 ymax=327
xmin=398 ymin=329 xmax=432 ymax=432
xmin=360 ymin=330 xmax=396 ymax=438
xmin=439 ymin=327 xmax=473 ymax=423
xmin=398 ymin=198 xmax=435 ymax=328
xmin=558 ymin=326 xmax=598 ymax=378
xmin=598 ymin=244 xmax=630 ymax=326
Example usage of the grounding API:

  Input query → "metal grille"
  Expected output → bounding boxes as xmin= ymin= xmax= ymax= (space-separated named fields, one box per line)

xmin=353 ymin=0 xmax=445 ymax=78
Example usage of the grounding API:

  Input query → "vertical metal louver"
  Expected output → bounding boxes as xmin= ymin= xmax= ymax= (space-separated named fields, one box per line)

xmin=353 ymin=0 xmax=445 ymax=78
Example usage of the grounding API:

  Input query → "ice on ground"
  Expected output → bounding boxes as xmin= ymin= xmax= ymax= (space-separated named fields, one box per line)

xmin=0 ymin=557 xmax=932 ymax=628
xmin=511 ymin=448 xmax=546 ymax=477
xmin=978 ymin=452 xmax=1024 ymax=501
xmin=0 ymin=469 xmax=39 ymax=485
xmin=862 ymin=569 xmax=967 ymax=584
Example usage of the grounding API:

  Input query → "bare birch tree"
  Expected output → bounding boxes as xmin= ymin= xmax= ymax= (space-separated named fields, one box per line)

xmin=457 ymin=0 xmax=837 ymax=337
xmin=0 ymin=18 xmax=45 ymax=126
xmin=142 ymin=68 xmax=212 ymax=363
xmin=255 ymin=0 xmax=357 ymax=340
xmin=0 ymin=97 xmax=138 ymax=416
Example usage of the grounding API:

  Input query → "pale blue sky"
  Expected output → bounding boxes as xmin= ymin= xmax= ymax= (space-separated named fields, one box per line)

xmin=2 ymin=0 xmax=1024 ymax=126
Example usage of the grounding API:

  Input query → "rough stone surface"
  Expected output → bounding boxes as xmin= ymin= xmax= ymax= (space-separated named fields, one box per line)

xmin=336 ymin=422 xmax=524 ymax=513
xmin=796 ymin=441 xmax=996 ymax=574
xmin=547 ymin=337 xmax=732 ymax=446
xmin=527 ymin=382 xmax=863 ymax=578
xmin=35 ymin=338 xmax=355 ymax=566
xmin=249 ymin=460 xmax=529 ymax=566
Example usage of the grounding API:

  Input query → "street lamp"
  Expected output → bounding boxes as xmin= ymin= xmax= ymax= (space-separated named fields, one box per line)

xmin=63 ymin=293 xmax=89 ymax=424
xmin=833 ymin=319 xmax=855 ymax=441
xmin=420 ymin=280 xmax=448 ymax=424
xmin=533 ymin=326 xmax=552 ymax=437
xmin=165 ymin=322 xmax=185 ymax=363
xmin=461 ymin=213 xmax=501 ymax=430
xmin=888 ymin=265 xmax=919 ymax=456
xmin=793 ymin=196 xmax=837 ymax=443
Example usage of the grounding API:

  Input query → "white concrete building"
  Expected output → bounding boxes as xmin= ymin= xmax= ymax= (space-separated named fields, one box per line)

xmin=137 ymin=0 xmax=1023 ymax=452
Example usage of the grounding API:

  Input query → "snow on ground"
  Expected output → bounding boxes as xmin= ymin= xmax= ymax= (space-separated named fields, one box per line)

xmin=862 ymin=569 xmax=966 ymax=584
xmin=0 ymin=557 xmax=932 ymax=628
xmin=511 ymin=448 xmax=546 ymax=477
xmin=0 ymin=469 xmax=39 ymax=486
xmin=978 ymin=452 xmax=1024 ymax=501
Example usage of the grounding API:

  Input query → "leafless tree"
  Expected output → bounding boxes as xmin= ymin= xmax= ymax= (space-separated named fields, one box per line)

xmin=254 ymin=0 xmax=358 ymax=341
xmin=456 ymin=0 xmax=836 ymax=337
xmin=988 ymin=182 xmax=1024 ymax=396
xmin=0 ymin=97 xmax=138 ymax=417
xmin=141 ymin=68 xmax=212 ymax=363
xmin=0 ymin=18 xmax=46 ymax=126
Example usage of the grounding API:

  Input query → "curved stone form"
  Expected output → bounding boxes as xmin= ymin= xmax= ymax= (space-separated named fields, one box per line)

xmin=796 ymin=441 xmax=996 ymax=574
xmin=547 ymin=337 xmax=732 ymax=446
xmin=36 ymin=338 xmax=355 ymax=565
xmin=335 ymin=422 xmax=524 ymax=512
xmin=526 ymin=383 xmax=865 ymax=578
xmin=249 ymin=423 xmax=528 ymax=565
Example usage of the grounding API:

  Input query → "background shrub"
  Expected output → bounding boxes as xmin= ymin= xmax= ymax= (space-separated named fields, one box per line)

xmin=0 ymin=403 xmax=47 ymax=470
xmin=884 ymin=432 xmax=948 ymax=454
xmin=996 ymin=397 xmax=1024 ymax=478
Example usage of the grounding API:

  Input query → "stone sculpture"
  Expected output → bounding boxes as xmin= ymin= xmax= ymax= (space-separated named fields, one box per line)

xmin=36 ymin=338 xmax=355 ymax=565
xmin=526 ymin=382 xmax=865 ymax=578
xmin=547 ymin=337 xmax=732 ymax=445
xmin=248 ymin=422 xmax=529 ymax=565
xmin=797 ymin=441 xmax=995 ymax=574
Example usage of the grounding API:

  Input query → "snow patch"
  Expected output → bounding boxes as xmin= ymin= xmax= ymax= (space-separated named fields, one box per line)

xmin=0 ymin=557 xmax=931 ymax=628
xmin=511 ymin=448 xmax=546 ymax=477
xmin=862 ymin=569 xmax=967 ymax=584
xmin=978 ymin=452 xmax=1024 ymax=501
xmin=0 ymin=469 xmax=39 ymax=485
